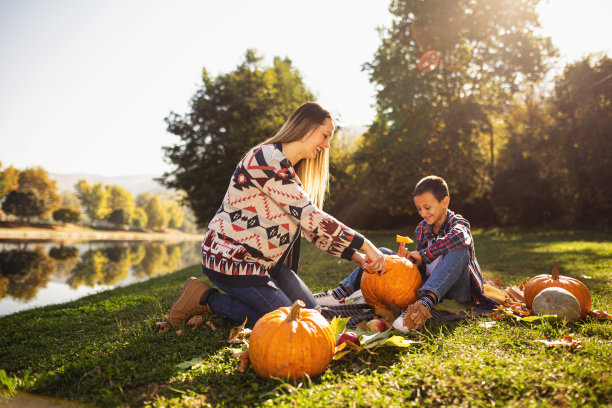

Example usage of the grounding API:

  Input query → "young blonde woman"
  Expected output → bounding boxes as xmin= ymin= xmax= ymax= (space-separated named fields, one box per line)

xmin=168 ymin=102 xmax=385 ymax=328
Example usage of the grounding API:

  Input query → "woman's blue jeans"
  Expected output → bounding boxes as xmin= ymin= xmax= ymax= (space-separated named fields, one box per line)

xmin=204 ymin=264 xmax=318 ymax=328
xmin=339 ymin=246 xmax=472 ymax=305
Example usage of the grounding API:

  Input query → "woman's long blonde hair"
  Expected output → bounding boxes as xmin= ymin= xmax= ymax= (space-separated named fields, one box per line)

xmin=258 ymin=102 xmax=332 ymax=209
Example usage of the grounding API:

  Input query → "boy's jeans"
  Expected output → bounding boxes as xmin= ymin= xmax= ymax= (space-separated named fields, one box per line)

xmin=204 ymin=264 xmax=318 ymax=327
xmin=339 ymin=246 xmax=472 ymax=305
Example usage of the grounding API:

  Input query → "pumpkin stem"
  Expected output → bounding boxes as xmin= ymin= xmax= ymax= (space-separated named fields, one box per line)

xmin=289 ymin=300 xmax=305 ymax=321
xmin=552 ymin=260 xmax=560 ymax=280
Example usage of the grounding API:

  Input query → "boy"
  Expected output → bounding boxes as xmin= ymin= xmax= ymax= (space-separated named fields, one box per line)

xmin=315 ymin=175 xmax=487 ymax=332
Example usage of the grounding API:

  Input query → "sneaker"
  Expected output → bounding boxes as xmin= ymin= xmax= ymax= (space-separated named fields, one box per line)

xmin=314 ymin=290 xmax=345 ymax=307
xmin=168 ymin=277 xmax=213 ymax=327
xmin=392 ymin=309 xmax=410 ymax=333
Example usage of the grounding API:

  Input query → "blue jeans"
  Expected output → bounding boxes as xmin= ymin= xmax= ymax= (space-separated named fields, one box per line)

xmin=339 ymin=247 xmax=396 ymax=291
xmin=419 ymin=246 xmax=472 ymax=304
xmin=204 ymin=264 xmax=318 ymax=328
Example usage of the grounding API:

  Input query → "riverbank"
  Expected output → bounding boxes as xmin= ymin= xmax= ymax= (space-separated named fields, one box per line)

xmin=0 ymin=222 xmax=202 ymax=242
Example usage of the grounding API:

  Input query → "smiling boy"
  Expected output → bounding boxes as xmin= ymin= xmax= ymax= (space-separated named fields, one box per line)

xmin=392 ymin=175 xmax=486 ymax=332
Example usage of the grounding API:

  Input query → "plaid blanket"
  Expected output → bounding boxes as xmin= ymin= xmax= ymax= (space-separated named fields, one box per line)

xmin=319 ymin=290 xmax=495 ymax=328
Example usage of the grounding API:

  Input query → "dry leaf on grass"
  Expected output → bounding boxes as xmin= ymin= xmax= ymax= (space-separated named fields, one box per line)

xmin=534 ymin=334 xmax=582 ymax=349
xmin=155 ymin=321 xmax=171 ymax=334
xmin=186 ymin=315 xmax=205 ymax=329
xmin=205 ymin=321 xmax=217 ymax=330
xmin=232 ymin=349 xmax=250 ymax=373
xmin=227 ymin=318 xmax=251 ymax=344
xmin=587 ymin=310 xmax=612 ymax=320
xmin=176 ymin=329 xmax=183 ymax=336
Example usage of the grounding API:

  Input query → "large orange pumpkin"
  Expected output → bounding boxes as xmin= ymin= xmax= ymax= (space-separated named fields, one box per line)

xmin=524 ymin=261 xmax=592 ymax=318
xmin=361 ymin=254 xmax=423 ymax=311
xmin=248 ymin=300 xmax=335 ymax=380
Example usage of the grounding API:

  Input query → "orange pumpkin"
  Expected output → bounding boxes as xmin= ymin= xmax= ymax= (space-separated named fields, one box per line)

xmin=524 ymin=261 xmax=592 ymax=318
xmin=248 ymin=300 xmax=335 ymax=380
xmin=361 ymin=254 xmax=423 ymax=311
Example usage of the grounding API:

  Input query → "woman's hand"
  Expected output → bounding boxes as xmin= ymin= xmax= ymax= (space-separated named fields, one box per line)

xmin=361 ymin=240 xmax=385 ymax=273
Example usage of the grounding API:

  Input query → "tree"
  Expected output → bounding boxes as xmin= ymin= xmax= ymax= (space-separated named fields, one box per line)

xmin=75 ymin=180 xmax=110 ymax=223
xmin=2 ymin=190 xmax=46 ymax=222
xmin=166 ymin=201 xmax=185 ymax=229
xmin=548 ymin=56 xmax=612 ymax=225
xmin=53 ymin=207 xmax=82 ymax=224
xmin=105 ymin=185 xmax=135 ymax=217
xmin=351 ymin=0 xmax=556 ymax=225
xmin=17 ymin=167 xmax=61 ymax=218
xmin=144 ymin=196 xmax=167 ymax=230
xmin=131 ymin=207 xmax=148 ymax=230
xmin=107 ymin=209 xmax=132 ymax=227
xmin=160 ymin=49 xmax=314 ymax=226
xmin=0 ymin=164 xmax=19 ymax=199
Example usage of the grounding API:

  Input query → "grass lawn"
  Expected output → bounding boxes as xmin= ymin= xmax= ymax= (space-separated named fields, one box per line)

xmin=1 ymin=229 xmax=611 ymax=407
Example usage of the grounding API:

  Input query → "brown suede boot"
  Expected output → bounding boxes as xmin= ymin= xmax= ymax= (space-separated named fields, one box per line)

xmin=168 ymin=277 xmax=214 ymax=327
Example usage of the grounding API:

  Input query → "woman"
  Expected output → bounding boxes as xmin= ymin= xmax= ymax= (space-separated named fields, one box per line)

xmin=168 ymin=102 xmax=385 ymax=328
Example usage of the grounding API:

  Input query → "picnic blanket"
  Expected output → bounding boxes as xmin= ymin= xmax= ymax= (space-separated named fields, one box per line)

xmin=320 ymin=290 xmax=495 ymax=328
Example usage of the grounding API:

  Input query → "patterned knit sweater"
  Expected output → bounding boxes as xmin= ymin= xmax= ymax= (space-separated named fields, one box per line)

xmin=201 ymin=143 xmax=365 ymax=278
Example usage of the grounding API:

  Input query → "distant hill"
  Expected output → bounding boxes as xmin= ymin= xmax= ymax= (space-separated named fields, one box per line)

xmin=50 ymin=173 xmax=170 ymax=196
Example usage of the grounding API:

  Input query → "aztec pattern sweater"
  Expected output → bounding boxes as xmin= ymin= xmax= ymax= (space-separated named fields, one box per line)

xmin=201 ymin=143 xmax=365 ymax=278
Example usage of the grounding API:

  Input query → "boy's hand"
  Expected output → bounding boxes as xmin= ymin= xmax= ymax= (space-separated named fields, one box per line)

xmin=407 ymin=251 xmax=422 ymax=265
xmin=397 ymin=241 xmax=408 ymax=258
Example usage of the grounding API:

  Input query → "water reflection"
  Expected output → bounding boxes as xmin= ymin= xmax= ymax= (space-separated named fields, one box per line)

xmin=0 ymin=240 xmax=201 ymax=316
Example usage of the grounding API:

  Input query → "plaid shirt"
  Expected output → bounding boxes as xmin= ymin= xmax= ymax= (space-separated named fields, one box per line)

xmin=415 ymin=210 xmax=484 ymax=302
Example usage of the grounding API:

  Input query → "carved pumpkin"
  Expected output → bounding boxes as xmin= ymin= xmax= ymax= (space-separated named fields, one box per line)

xmin=532 ymin=287 xmax=581 ymax=322
xmin=248 ymin=300 xmax=335 ymax=380
xmin=361 ymin=254 xmax=423 ymax=311
xmin=524 ymin=261 xmax=591 ymax=318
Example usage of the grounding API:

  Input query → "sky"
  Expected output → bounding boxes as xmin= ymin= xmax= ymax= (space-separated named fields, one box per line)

xmin=1 ymin=0 xmax=611 ymax=178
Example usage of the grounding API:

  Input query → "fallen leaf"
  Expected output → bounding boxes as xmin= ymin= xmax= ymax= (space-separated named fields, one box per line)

xmin=479 ymin=321 xmax=498 ymax=328
xmin=330 ymin=316 xmax=351 ymax=335
xmin=534 ymin=334 xmax=582 ymax=349
xmin=506 ymin=286 xmax=525 ymax=303
xmin=176 ymin=357 xmax=204 ymax=370
xmin=587 ymin=310 xmax=612 ymax=320
xmin=384 ymin=335 xmax=418 ymax=347
xmin=433 ymin=299 xmax=470 ymax=314
xmin=227 ymin=318 xmax=251 ymax=344
xmin=232 ymin=349 xmax=250 ymax=373
xmin=176 ymin=329 xmax=183 ymax=336
xmin=205 ymin=321 xmax=217 ymax=330
xmin=186 ymin=315 xmax=204 ymax=329
xmin=484 ymin=311 xmax=507 ymax=321
xmin=356 ymin=321 xmax=368 ymax=331
xmin=155 ymin=321 xmax=171 ymax=334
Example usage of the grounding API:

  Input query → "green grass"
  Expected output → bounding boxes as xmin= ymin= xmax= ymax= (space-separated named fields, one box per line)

xmin=1 ymin=229 xmax=611 ymax=407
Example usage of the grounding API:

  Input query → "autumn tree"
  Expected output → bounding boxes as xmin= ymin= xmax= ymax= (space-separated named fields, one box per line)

xmin=2 ymin=190 xmax=46 ymax=222
xmin=16 ymin=167 xmax=61 ymax=218
xmin=144 ymin=195 xmax=167 ymax=230
xmin=160 ymin=49 xmax=314 ymax=226
xmin=75 ymin=180 xmax=110 ymax=223
xmin=348 ymin=0 xmax=556 ymax=226
xmin=0 ymin=163 xmax=19 ymax=200
xmin=105 ymin=185 xmax=135 ymax=217
xmin=53 ymin=207 xmax=82 ymax=224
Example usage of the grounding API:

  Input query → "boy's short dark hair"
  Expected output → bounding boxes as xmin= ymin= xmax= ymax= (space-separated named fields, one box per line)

xmin=413 ymin=175 xmax=449 ymax=202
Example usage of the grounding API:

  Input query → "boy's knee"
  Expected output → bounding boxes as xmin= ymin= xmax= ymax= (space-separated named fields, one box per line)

xmin=379 ymin=247 xmax=395 ymax=255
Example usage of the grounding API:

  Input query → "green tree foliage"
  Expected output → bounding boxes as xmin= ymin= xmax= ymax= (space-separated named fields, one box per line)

xmin=16 ymin=167 xmax=61 ymax=218
xmin=2 ymin=190 xmax=46 ymax=222
xmin=60 ymin=190 xmax=81 ymax=212
xmin=549 ymin=56 xmax=612 ymax=225
xmin=144 ymin=195 xmax=167 ymax=230
xmin=342 ymin=0 xmax=556 ymax=227
xmin=160 ymin=49 xmax=314 ymax=226
xmin=52 ymin=207 xmax=82 ymax=224
xmin=131 ymin=207 xmax=148 ymax=230
xmin=107 ymin=209 xmax=132 ymax=227
xmin=105 ymin=185 xmax=135 ymax=217
xmin=166 ymin=201 xmax=185 ymax=229
xmin=0 ymin=164 xmax=19 ymax=199
xmin=75 ymin=180 xmax=110 ymax=223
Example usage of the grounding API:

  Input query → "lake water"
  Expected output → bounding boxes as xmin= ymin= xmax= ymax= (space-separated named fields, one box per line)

xmin=0 ymin=239 xmax=202 ymax=317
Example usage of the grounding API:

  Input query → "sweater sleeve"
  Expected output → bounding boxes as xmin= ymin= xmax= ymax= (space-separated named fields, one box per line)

xmin=418 ymin=216 xmax=472 ymax=264
xmin=247 ymin=145 xmax=364 ymax=260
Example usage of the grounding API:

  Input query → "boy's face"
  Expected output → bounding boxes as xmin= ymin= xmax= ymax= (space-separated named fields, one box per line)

xmin=414 ymin=191 xmax=449 ymax=232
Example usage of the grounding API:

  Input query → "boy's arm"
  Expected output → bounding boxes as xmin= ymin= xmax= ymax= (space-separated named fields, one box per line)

xmin=418 ymin=217 xmax=472 ymax=263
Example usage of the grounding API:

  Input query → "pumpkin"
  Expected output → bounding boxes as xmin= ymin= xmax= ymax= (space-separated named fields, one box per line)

xmin=524 ymin=261 xmax=591 ymax=318
xmin=248 ymin=300 xmax=335 ymax=380
xmin=361 ymin=254 xmax=423 ymax=311
xmin=532 ymin=287 xmax=581 ymax=322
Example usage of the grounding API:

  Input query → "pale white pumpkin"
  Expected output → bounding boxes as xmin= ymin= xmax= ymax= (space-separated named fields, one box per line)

xmin=532 ymin=287 xmax=581 ymax=322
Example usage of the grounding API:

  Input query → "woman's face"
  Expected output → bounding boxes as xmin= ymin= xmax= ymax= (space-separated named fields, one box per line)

xmin=302 ymin=118 xmax=335 ymax=160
